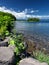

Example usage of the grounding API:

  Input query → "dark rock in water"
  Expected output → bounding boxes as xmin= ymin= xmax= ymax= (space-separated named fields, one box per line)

xmin=0 ymin=46 xmax=15 ymax=65
xmin=23 ymin=37 xmax=49 ymax=54
xmin=23 ymin=34 xmax=49 ymax=54
xmin=0 ymin=37 xmax=10 ymax=47
xmin=26 ymin=39 xmax=36 ymax=54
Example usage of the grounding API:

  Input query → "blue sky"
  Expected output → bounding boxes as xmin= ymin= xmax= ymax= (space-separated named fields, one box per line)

xmin=0 ymin=0 xmax=49 ymax=19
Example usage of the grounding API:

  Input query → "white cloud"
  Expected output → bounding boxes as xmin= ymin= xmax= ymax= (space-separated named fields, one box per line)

xmin=23 ymin=9 xmax=28 ymax=13
xmin=0 ymin=6 xmax=49 ymax=19
xmin=0 ymin=6 xmax=27 ymax=19
xmin=22 ymin=8 xmax=39 ymax=14
xmin=31 ymin=10 xmax=34 ymax=13
xmin=31 ymin=10 xmax=39 ymax=13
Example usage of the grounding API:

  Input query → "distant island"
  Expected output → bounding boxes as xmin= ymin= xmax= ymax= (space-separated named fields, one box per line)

xmin=16 ymin=18 xmax=40 ymax=22
xmin=27 ymin=18 xmax=40 ymax=22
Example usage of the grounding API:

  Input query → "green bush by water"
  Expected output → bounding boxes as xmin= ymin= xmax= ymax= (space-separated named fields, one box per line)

xmin=0 ymin=12 xmax=16 ymax=39
xmin=8 ymin=34 xmax=25 ymax=55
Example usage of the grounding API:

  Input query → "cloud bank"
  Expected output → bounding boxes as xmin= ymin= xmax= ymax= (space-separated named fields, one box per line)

xmin=0 ymin=6 xmax=49 ymax=19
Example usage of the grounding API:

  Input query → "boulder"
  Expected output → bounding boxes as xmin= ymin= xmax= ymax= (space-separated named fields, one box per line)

xmin=0 ymin=47 xmax=15 ymax=65
xmin=19 ymin=58 xmax=48 ymax=65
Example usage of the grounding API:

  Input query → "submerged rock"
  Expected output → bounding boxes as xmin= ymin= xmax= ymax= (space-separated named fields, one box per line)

xmin=26 ymin=39 xmax=36 ymax=54
xmin=19 ymin=58 xmax=48 ymax=65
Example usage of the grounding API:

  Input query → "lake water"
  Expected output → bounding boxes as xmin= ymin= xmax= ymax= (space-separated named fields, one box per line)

xmin=15 ymin=20 xmax=49 ymax=51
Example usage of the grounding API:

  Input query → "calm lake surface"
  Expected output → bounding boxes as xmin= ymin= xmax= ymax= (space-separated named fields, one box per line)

xmin=15 ymin=20 xmax=49 ymax=50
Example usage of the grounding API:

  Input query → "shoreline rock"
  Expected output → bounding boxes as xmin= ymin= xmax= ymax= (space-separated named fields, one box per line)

xmin=0 ymin=45 xmax=15 ymax=65
xmin=0 ymin=37 xmax=10 ymax=47
xmin=19 ymin=57 xmax=48 ymax=65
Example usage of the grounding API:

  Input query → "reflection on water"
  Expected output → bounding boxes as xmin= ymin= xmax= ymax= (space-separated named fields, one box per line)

xmin=15 ymin=21 xmax=49 ymax=35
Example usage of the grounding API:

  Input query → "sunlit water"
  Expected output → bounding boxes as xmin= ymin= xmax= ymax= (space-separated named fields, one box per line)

xmin=15 ymin=20 xmax=49 ymax=50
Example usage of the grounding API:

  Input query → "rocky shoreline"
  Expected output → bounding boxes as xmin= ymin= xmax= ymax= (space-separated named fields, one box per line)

xmin=0 ymin=37 xmax=16 ymax=65
xmin=0 ymin=33 xmax=49 ymax=65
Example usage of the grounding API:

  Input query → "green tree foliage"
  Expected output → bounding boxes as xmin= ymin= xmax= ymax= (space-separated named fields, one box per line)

xmin=27 ymin=18 xmax=40 ymax=22
xmin=0 ymin=11 xmax=16 ymax=39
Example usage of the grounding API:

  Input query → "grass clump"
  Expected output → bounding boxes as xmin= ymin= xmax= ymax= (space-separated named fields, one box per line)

xmin=33 ymin=50 xmax=49 ymax=65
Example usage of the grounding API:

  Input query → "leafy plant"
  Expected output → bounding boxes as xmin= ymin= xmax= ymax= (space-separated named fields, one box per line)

xmin=8 ymin=37 xmax=15 ymax=45
xmin=5 ymin=31 xmax=9 ymax=36
xmin=9 ymin=34 xmax=25 ymax=56
xmin=14 ymin=47 xmax=20 ymax=55
xmin=0 ymin=26 xmax=7 ymax=39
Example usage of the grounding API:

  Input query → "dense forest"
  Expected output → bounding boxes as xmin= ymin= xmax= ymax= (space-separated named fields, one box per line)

xmin=27 ymin=18 xmax=40 ymax=22
xmin=0 ymin=11 xmax=16 ymax=39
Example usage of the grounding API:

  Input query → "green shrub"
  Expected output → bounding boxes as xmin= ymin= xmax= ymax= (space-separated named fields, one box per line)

xmin=0 ymin=26 xmax=7 ymax=39
xmin=5 ymin=31 xmax=9 ymax=36
xmin=9 ymin=34 xmax=25 ymax=56
xmin=14 ymin=47 xmax=20 ymax=55
xmin=14 ymin=42 xmax=25 ymax=55
xmin=8 ymin=37 xmax=15 ymax=45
